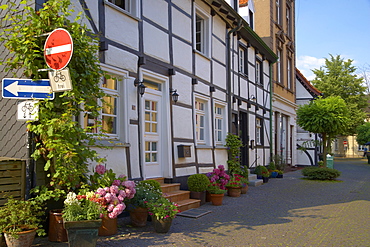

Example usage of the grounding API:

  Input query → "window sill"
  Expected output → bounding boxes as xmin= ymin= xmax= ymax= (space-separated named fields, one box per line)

xmin=95 ymin=139 xmax=131 ymax=147
xmin=193 ymin=49 xmax=211 ymax=61
xmin=195 ymin=144 xmax=213 ymax=149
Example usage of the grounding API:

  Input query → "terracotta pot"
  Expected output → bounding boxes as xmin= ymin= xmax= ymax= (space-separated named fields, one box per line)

xmin=227 ymin=187 xmax=241 ymax=197
xmin=64 ymin=219 xmax=101 ymax=247
xmin=48 ymin=209 xmax=68 ymax=242
xmin=98 ymin=215 xmax=117 ymax=236
xmin=129 ymin=207 xmax=148 ymax=227
xmin=152 ymin=217 xmax=173 ymax=233
xmin=206 ymin=191 xmax=211 ymax=202
xmin=190 ymin=191 xmax=206 ymax=205
xmin=4 ymin=227 xmax=37 ymax=247
xmin=241 ymin=184 xmax=249 ymax=194
xmin=210 ymin=193 xmax=224 ymax=206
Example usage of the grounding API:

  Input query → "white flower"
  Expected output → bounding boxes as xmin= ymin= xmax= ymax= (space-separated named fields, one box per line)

xmin=64 ymin=192 xmax=79 ymax=206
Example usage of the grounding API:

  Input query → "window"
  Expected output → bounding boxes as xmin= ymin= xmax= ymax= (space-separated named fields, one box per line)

xmin=195 ymin=99 xmax=206 ymax=144
xmin=84 ymin=74 xmax=119 ymax=136
xmin=214 ymin=104 xmax=224 ymax=144
xmin=106 ymin=0 xmax=138 ymax=16
xmin=286 ymin=6 xmax=291 ymax=36
xmin=256 ymin=59 xmax=263 ymax=85
xmin=277 ymin=49 xmax=282 ymax=84
xmin=194 ymin=8 xmax=210 ymax=56
xmin=276 ymin=0 xmax=281 ymax=25
xmin=287 ymin=58 xmax=292 ymax=89
xmin=256 ymin=118 xmax=262 ymax=145
xmin=249 ymin=9 xmax=254 ymax=30
xmin=108 ymin=0 xmax=128 ymax=10
xmin=239 ymin=46 xmax=247 ymax=75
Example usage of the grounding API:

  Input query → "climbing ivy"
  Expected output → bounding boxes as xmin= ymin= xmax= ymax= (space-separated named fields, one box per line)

xmin=0 ymin=0 xmax=107 ymax=200
xmin=225 ymin=133 xmax=243 ymax=176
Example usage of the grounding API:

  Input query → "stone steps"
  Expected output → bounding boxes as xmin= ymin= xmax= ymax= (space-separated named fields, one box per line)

xmin=148 ymin=178 xmax=200 ymax=212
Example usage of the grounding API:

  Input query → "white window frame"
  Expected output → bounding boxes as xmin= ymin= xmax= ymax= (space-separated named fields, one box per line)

xmin=256 ymin=58 xmax=262 ymax=85
xmin=276 ymin=0 xmax=281 ymax=25
xmin=256 ymin=118 xmax=262 ymax=145
xmin=105 ymin=0 xmax=139 ymax=17
xmin=81 ymin=64 xmax=128 ymax=142
xmin=286 ymin=5 xmax=291 ymax=36
xmin=194 ymin=6 xmax=210 ymax=57
xmin=214 ymin=101 xmax=227 ymax=146
xmin=277 ymin=49 xmax=282 ymax=84
xmin=239 ymin=46 xmax=246 ymax=75
xmin=287 ymin=57 xmax=292 ymax=89
xmin=194 ymin=95 xmax=211 ymax=146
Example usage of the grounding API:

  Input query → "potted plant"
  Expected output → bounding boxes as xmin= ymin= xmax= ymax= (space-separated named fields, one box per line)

xmin=187 ymin=174 xmax=211 ymax=205
xmin=90 ymin=164 xmax=136 ymax=236
xmin=206 ymin=165 xmax=230 ymax=190
xmin=277 ymin=170 xmax=284 ymax=178
xmin=254 ymin=165 xmax=270 ymax=183
xmin=125 ymin=181 xmax=162 ymax=227
xmin=0 ymin=198 xmax=45 ymax=247
xmin=226 ymin=175 xmax=242 ymax=197
xmin=146 ymin=197 xmax=180 ymax=233
xmin=268 ymin=162 xmax=278 ymax=178
xmin=62 ymin=191 xmax=104 ymax=247
xmin=207 ymin=185 xmax=226 ymax=206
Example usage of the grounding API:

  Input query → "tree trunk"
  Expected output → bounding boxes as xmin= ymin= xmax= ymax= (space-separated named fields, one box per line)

xmin=322 ymin=133 xmax=327 ymax=167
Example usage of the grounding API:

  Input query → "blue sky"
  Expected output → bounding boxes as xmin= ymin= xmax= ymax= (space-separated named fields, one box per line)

xmin=295 ymin=0 xmax=370 ymax=80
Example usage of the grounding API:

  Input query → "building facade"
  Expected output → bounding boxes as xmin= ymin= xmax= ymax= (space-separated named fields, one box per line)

xmin=0 ymin=0 xmax=277 ymax=186
xmin=295 ymin=68 xmax=321 ymax=166
xmin=250 ymin=0 xmax=297 ymax=167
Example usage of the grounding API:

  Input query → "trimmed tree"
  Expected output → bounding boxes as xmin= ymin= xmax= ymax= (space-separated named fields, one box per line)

xmin=356 ymin=122 xmax=370 ymax=145
xmin=311 ymin=54 xmax=368 ymax=135
xmin=297 ymin=96 xmax=350 ymax=166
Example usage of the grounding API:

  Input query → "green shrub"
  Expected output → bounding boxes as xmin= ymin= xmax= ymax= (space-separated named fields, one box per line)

xmin=187 ymin=174 xmax=211 ymax=192
xmin=139 ymin=180 xmax=162 ymax=194
xmin=302 ymin=167 xmax=341 ymax=180
xmin=267 ymin=162 xmax=276 ymax=171
xmin=254 ymin=165 xmax=270 ymax=178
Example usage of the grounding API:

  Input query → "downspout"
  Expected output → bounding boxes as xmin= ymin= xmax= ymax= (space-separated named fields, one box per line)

xmin=227 ymin=20 xmax=243 ymax=132
xmin=269 ymin=62 xmax=276 ymax=161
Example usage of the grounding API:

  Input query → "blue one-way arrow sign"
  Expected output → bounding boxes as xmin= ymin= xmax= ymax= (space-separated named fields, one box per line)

xmin=2 ymin=78 xmax=54 ymax=99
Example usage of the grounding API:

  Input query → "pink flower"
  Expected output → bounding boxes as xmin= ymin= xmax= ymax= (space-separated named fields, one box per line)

xmin=122 ymin=180 xmax=135 ymax=189
xmin=119 ymin=190 xmax=127 ymax=198
xmin=107 ymin=204 xmax=115 ymax=212
xmin=95 ymin=164 xmax=106 ymax=175
xmin=104 ymin=187 xmax=110 ymax=192
xmin=112 ymin=180 xmax=121 ymax=186
xmin=110 ymin=185 xmax=119 ymax=195
xmin=96 ymin=188 xmax=106 ymax=196
xmin=104 ymin=193 xmax=113 ymax=203
xmin=118 ymin=174 xmax=126 ymax=179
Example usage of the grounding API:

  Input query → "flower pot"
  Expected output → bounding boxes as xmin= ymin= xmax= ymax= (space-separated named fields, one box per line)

xmin=206 ymin=191 xmax=211 ymax=202
xmin=48 ymin=209 xmax=68 ymax=242
xmin=4 ymin=227 xmax=37 ymax=247
xmin=241 ymin=184 xmax=249 ymax=194
xmin=227 ymin=187 xmax=241 ymax=197
xmin=63 ymin=219 xmax=102 ymax=247
xmin=190 ymin=191 xmax=206 ymax=205
xmin=129 ymin=207 xmax=148 ymax=227
xmin=262 ymin=177 xmax=269 ymax=183
xmin=270 ymin=171 xmax=278 ymax=178
xmin=152 ymin=217 xmax=173 ymax=233
xmin=210 ymin=193 xmax=224 ymax=206
xmin=277 ymin=174 xmax=283 ymax=178
xmin=98 ymin=215 xmax=117 ymax=236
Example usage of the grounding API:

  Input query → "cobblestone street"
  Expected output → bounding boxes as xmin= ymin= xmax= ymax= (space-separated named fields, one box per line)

xmin=33 ymin=158 xmax=370 ymax=247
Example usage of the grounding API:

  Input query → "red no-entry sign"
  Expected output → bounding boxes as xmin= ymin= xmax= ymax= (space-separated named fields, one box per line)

xmin=44 ymin=28 xmax=73 ymax=70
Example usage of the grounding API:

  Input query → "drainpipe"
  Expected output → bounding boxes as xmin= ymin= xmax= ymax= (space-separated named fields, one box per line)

xmin=269 ymin=62 xmax=276 ymax=161
xmin=227 ymin=20 xmax=243 ymax=132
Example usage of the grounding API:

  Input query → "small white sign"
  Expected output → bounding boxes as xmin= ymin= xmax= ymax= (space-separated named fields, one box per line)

xmin=48 ymin=68 xmax=73 ymax=92
xmin=17 ymin=100 xmax=39 ymax=121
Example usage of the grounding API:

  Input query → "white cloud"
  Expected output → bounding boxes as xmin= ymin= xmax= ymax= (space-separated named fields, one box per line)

xmin=296 ymin=55 xmax=325 ymax=81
